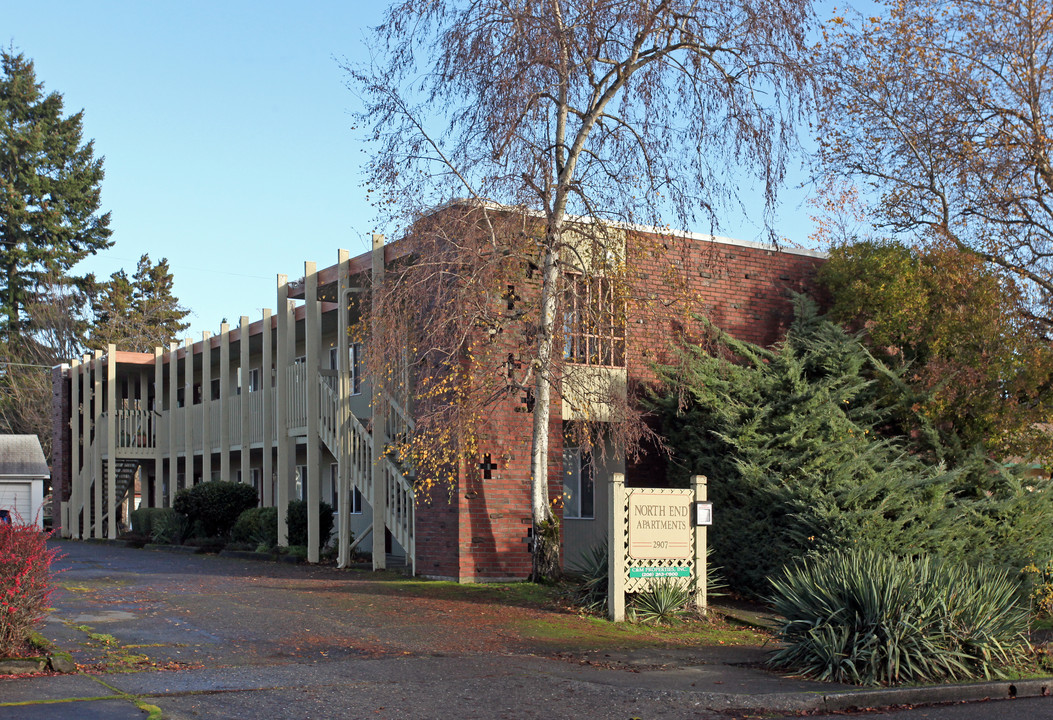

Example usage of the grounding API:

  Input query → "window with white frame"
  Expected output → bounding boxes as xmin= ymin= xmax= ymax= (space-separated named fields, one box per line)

xmin=248 ymin=367 xmax=261 ymax=392
xmin=562 ymin=448 xmax=594 ymax=519
xmin=295 ymin=464 xmax=306 ymax=501
xmin=250 ymin=467 xmax=262 ymax=495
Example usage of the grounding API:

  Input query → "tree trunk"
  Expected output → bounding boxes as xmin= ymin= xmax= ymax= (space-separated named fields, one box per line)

xmin=529 ymin=234 xmax=562 ymax=582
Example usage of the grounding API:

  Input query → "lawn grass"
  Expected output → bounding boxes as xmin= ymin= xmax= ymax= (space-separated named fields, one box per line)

xmin=375 ymin=574 xmax=771 ymax=650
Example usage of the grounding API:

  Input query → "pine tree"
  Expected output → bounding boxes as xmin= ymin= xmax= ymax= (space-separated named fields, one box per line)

xmin=0 ymin=50 xmax=112 ymax=338
xmin=89 ymin=254 xmax=190 ymax=352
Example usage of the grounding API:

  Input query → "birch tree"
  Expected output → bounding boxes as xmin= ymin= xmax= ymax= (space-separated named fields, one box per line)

xmin=349 ymin=0 xmax=815 ymax=580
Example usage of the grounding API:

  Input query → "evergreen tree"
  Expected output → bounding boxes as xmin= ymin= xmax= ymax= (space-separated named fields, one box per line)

xmin=651 ymin=296 xmax=1053 ymax=597
xmin=89 ymin=254 xmax=190 ymax=352
xmin=0 ymin=49 xmax=112 ymax=338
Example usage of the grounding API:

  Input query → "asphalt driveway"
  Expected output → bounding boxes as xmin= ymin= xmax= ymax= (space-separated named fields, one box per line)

xmin=4 ymin=540 xmax=1037 ymax=720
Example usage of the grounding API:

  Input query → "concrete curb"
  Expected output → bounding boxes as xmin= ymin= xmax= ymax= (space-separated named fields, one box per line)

xmin=697 ymin=677 xmax=1053 ymax=714
xmin=0 ymin=652 xmax=76 ymax=675
xmin=821 ymin=678 xmax=1052 ymax=712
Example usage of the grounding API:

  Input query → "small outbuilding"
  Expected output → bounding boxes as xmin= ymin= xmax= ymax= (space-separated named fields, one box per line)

xmin=0 ymin=435 xmax=49 ymax=528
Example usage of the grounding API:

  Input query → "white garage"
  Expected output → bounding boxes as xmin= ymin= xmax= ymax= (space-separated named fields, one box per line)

xmin=0 ymin=435 xmax=49 ymax=529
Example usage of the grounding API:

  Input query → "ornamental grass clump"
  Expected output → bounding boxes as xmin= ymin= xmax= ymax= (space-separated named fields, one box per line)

xmin=769 ymin=549 xmax=1030 ymax=685
xmin=630 ymin=579 xmax=693 ymax=624
xmin=0 ymin=520 xmax=60 ymax=658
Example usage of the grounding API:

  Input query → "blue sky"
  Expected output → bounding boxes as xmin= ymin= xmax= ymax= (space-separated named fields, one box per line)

xmin=6 ymin=1 xmax=824 ymax=340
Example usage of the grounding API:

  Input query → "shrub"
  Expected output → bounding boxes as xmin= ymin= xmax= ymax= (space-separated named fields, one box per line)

xmin=285 ymin=500 xmax=334 ymax=552
xmin=173 ymin=481 xmax=259 ymax=538
xmin=231 ymin=507 xmax=279 ymax=550
xmin=1023 ymin=558 xmax=1053 ymax=617
xmin=650 ymin=297 xmax=1053 ymax=597
xmin=129 ymin=507 xmax=171 ymax=538
xmin=0 ymin=521 xmax=60 ymax=657
xmin=568 ymin=540 xmax=609 ymax=613
xmin=149 ymin=509 xmax=191 ymax=545
xmin=769 ymin=549 xmax=1030 ymax=685
xmin=570 ymin=541 xmax=725 ymax=617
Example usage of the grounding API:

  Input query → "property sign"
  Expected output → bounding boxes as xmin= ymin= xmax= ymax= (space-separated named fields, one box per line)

xmin=629 ymin=567 xmax=691 ymax=579
xmin=627 ymin=491 xmax=693 ymax=560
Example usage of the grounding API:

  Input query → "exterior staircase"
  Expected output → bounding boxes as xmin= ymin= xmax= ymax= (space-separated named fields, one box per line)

xmin=318 ymin=373 xmax=415 ymax=574
xmin=84 ymin=446 xmax=139 ymax=538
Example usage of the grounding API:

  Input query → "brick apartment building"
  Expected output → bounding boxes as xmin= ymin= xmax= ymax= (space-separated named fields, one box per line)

xmin=50 ymin=205 xmax=824 ymax=581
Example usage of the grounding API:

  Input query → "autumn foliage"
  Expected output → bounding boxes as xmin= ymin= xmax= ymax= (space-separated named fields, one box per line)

xmin=819 ymin=240 xmax=1053 ymax=464
xmin=0 ymin=520 xmax=60 ymax=658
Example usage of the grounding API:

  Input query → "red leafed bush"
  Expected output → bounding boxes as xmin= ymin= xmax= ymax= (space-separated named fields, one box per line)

xmin=0 ymin=519 xmax=60 ymax=658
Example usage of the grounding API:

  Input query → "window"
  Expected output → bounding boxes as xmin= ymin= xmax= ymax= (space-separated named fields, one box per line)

xmin=562 ymin=448 xmax=594 ymax=519
xmin=329 ymin=463 xmax=363 ymax=514
xmin=248 ymin=368 xmax=261 ymax=392
xmin=295 ymin=464 xmax=306 ymax=501
xmin=352 ymin=343 xmax=364 ymax=395
xmin=329 ymin=344 xmax=364 ymax=395
xmin=563 ymin=274 xmax=625 ymax=366
xmin=250 ymin=467 xmax=262 ymax=492
xmin=211 ymin=378 xmax=220 ymax=400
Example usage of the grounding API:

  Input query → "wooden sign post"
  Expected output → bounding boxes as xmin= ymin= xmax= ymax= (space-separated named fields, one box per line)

xmin=608 ymin=473 xmax=709 ymax=621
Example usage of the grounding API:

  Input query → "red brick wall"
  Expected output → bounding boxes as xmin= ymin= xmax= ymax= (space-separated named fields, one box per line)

xmin=412 ymin=228 xmax=824 ymax=581
xmin=625 ymin=234 xmax=824 ymax=380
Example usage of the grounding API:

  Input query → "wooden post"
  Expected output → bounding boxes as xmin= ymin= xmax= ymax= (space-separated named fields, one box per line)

xmin=276 ymin=275 xmax=291 ymax=546
xmin=336 ymin=249 xmax=350 ymax=568
xmin=692 ymin=474 xmax=708 ymax=612
xmin=239 ymin=315 xmax=251 ymax=485
xmin=106 ymin=345 xmax=117 ymax=538
xmin=202 ymin=331 xmax=212 ymax=483
xmin=168 ymin=341 xmax=178 ymax=506
xmin=220 ymin=322 xmax=231 ymax=483
xmin=153 ymin=348 xmax=164 ymax=507
xmin=608 ymin=472 xmax=626 ymax=621
xmin=81 ymin=354 xmax=92 ymax=530
xmin=68 ymin=360 xmax=80 ymax=539
xmin=261 ymin=308 xmax=273 ymax=507
xmin=305 ymin=262 xmax=321 ymax=563
xmin=371 ymin=234 xmax=387 ymax=571
xmin=184 ymin=339 xmax=194 ymax=484
xmin=92 ymin=350 xmax=103 ymax=538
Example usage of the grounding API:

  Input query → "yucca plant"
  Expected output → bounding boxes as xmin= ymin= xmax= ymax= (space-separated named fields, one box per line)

xmin=568 ymin=540 xmax=609 ymax=613
xmin=631 ymin=579 xmax=693 ymax=624
xmin=768 ymin=549 xmax=1030 ymax=685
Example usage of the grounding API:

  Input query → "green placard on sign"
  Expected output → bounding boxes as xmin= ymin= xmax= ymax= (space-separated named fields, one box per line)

xmin=629 ymin=567 xmax=691 ymax=579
